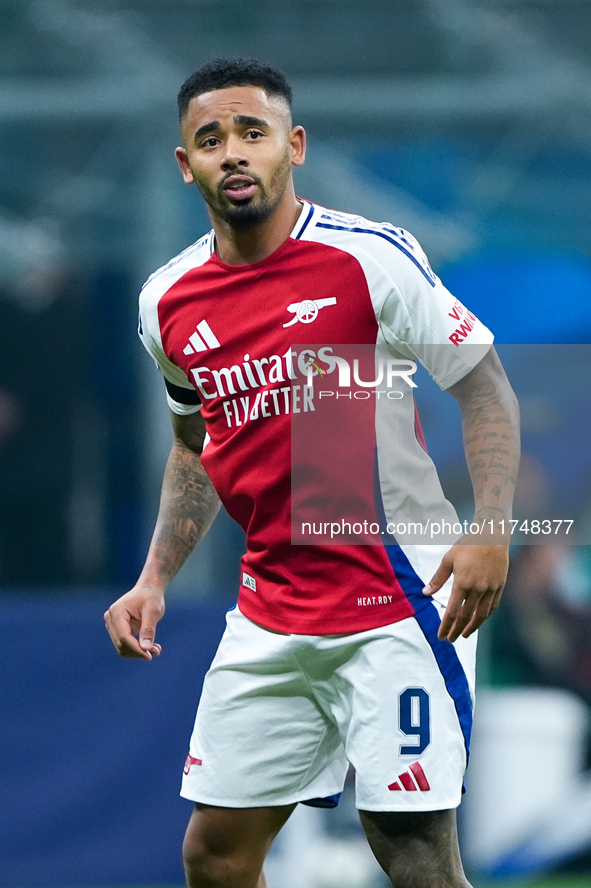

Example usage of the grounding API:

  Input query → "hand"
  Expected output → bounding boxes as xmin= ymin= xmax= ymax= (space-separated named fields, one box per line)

xmin=422 ymin=542 xmax=509 ymax=642
xmin=104 ymin=585 xmax=165 ymax=660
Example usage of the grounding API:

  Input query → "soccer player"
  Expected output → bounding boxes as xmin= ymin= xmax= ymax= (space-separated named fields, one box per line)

xmin=104 ymin=58 xmax=520 ymax=888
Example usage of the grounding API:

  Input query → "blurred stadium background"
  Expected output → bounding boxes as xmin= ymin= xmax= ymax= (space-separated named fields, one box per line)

xmin=2 ymin=1 xmax=591 ymax=886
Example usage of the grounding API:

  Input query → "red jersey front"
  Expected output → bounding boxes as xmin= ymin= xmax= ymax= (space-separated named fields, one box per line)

xmin=139 ymin=200 xmax=493 ymax=633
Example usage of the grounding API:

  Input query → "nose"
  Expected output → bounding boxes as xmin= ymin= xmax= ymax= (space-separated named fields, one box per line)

xmin=220 ymin=134 xmax=248 ymax=171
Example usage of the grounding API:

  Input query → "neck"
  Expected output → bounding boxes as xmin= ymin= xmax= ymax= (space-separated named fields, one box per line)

xmin=210 ymin=186 xmax=302 ymax=266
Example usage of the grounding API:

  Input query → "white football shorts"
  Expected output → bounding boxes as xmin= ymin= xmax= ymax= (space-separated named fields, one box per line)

xmin=181 ymin=601 xmax=476 ymax=812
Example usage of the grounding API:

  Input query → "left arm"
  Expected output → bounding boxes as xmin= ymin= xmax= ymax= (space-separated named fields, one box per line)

xmin=423 ymin=347 xmax=521 ymax=641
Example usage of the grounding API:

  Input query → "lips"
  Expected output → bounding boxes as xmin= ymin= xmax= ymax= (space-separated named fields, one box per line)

xmin=222 ymin=175 xmax=257 ymax=201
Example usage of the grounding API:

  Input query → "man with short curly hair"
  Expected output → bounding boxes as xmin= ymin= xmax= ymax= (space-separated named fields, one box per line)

xmin=105 ymin=57 xmax=520 ymax=888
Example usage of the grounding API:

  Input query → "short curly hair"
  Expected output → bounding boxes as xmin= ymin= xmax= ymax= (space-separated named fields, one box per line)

xmin=177 ymin=57 xmax=292 ymax=120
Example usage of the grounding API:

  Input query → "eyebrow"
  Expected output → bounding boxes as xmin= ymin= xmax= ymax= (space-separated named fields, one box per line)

xmin=234 ymin=115 xmax=269 ymax=129
xmin=193 ymin=114 xmax=270 ymax=141
xmin=194 ymin=120 xmax=220 ymax=140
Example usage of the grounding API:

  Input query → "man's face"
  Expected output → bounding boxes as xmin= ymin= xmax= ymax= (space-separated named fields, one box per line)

xmin=175 ymin=85 xmax=305 ymax=231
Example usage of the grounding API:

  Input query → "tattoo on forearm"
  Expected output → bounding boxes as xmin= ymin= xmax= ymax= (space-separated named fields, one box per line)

xmin=457 ymin=362 xmax=520 ymax=521
xmin=151 ymin=443 xmax=220 ymax=581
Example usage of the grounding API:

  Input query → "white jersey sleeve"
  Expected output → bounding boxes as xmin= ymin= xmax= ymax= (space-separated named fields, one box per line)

xmin=374 ymin=228 xmax=493 ymax=389
xmin=138 ymin=284 xmax=201 ymax=416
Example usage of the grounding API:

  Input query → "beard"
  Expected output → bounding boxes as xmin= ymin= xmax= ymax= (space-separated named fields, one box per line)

xmin=195 ymin=150 xmax=292 ymax=232
xmin=216 ymin=190 xmax=282 ymax=231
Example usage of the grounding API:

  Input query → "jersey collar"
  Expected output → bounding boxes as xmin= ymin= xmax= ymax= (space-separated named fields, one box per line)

xmin=290 ymin=198 xmax=317 ymax=241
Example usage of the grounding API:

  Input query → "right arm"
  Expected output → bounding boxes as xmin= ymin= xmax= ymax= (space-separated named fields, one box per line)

xmin=104 ymin=410 xmax=220 ymax=659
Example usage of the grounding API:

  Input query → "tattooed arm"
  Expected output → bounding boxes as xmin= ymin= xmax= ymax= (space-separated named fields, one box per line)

xmin=423 ymin=347 xmax=520 ymax=642
xmin=104 ymin=410 xmax=220 ymax=659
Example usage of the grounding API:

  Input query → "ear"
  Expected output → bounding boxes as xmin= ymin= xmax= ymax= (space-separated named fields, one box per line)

xmin=175 ymin=147 xmax=196 ymax=185
xmin=289 ymin=126 xmax=306 ymax=168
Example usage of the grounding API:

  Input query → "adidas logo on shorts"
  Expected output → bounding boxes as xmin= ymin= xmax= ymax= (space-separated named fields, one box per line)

xmin=388 ymin=761 xmax=430 ymax=791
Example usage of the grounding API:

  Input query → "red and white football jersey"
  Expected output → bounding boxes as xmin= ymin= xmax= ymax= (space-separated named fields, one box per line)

xmin=139 ymin=200 xmax=493 ymax=634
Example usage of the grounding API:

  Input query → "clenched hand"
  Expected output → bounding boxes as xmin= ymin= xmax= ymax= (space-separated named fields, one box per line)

xmin=104 ymin=586 xmax=165 ymax=660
